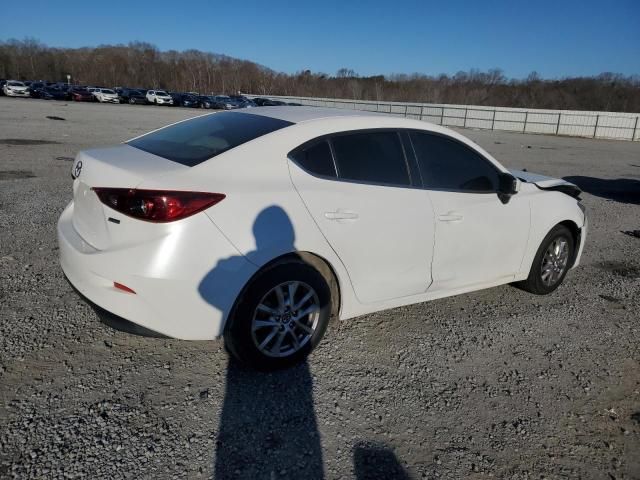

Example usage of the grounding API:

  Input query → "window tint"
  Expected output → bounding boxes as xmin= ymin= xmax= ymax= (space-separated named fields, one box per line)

xmin=410 ymin=132 xmax=499 ymax=191
xmin=128 ymin=112 xmax=293 ymax=166
xmin=292 ymin=140 xmax=336 ymax=177
xmin=332 ymin=132 xmax=410 ymax=186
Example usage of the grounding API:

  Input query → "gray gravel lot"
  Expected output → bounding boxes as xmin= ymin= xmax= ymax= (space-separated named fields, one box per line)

xmin=1 ymin=97 xmax=639 ymax=479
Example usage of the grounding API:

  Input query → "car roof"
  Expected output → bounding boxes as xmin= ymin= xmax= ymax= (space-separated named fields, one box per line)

xmin=244 ymin=106 xmax=386 ymax=124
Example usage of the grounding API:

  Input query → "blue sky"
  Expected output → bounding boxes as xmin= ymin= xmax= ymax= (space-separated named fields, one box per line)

xmin=1 ymin=0 xmax=638 ymax=78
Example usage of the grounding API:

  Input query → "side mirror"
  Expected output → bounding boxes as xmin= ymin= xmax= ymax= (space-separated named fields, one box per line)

xmin=497 ymin=173 xmax=519 ymax=203
xmin=498 ymin=173 xmax=518 ymax=195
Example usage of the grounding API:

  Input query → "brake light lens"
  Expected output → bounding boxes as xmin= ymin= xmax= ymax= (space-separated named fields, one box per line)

xmin=92 ymin=188 xmax=225 ymax=222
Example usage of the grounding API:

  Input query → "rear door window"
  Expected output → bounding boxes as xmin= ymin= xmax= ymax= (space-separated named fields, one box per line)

xmin=290 ymin=140 xmax=336 ymax=178
xmin=128 ymin=112 xmax=293 ymax=166
xmin=331 ymin=131 xmax=410 ymax=186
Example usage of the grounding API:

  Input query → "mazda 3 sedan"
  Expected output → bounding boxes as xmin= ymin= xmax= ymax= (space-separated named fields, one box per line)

xmin=58 ymin=107 xmax=587 ymax=369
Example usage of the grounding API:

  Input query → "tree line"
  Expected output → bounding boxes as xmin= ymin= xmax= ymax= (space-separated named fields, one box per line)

xmin=1 ymin=38 xmax=638 ymax=112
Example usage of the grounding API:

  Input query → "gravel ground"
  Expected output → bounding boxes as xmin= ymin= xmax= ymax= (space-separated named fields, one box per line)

xmin=0 ymin=98 xmax=639 ymax=480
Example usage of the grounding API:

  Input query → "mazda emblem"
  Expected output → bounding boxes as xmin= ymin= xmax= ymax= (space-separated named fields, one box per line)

xmin=73 ymin=160 xmax=83 ymax=179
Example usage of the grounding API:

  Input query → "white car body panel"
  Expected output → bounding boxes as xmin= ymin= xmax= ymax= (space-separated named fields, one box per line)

xmin=427 ymin=190 xmax=530 ymax=290
xmin=289 ymin=160 xmax=435 ymax=303
xmin=58 ymin=107 xmax=587 ymax=339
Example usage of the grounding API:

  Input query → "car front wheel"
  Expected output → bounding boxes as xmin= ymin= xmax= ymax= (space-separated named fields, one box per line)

xmin=518 ymin=224 xmax=574 ymax=295
xmin=225 ymin=259 xmax=333 ymax=370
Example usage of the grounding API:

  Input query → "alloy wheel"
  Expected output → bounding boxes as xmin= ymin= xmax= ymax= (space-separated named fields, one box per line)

xmin=251 ymin=281 xmax=320 ymax=358
xmin=540 ymin=237 xmax=570 ymax=287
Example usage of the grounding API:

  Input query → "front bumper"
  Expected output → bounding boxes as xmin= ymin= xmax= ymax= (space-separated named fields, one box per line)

xmin=57 ymin=201 xmax=257 ymax=339
xmin=6 ymin=90 xmax=29 ymax=97
xmin=571 ymin=213 xmax=588 ymax=269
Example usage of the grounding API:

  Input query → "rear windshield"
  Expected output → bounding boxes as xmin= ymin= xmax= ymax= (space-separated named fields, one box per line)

xmin=127 ymin=112 xmax=293 ymax=166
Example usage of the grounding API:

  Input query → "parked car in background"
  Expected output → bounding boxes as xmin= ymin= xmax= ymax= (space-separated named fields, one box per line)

xmin=28 ymin=82 xmax=47 ymax=98
xmin=229 ymin=97 xmax=256 ymax=109
xmin=58 ymin=107 xmax=587 ymax=369
xmin=127 ymin=90 xmax=148 ymax=105
xmin=0 ymin=80 xmax=6 ymax=95
xmin=3 ymin=80 xmax=30 ymax=97
xmin=86 ymin=87 xmax=101 ymax=100
xmin=94 ymin=88 xmax=120 ymax=103
xmin=212 ymin=95 xmax=237 ymax=110
xmin=197 ymin=95 xmax=218 ymax=109
xmin=116 ymin=88 xmax=148 ymax=105
xmin=70 ymin=87 xmax=95 ymax=102
xmin=39 ymin=86 xmax=69 ymax=101
xmin=146 ymin=90 xmax=173 ymax=105
xmin=170 ymin=92 xmax=200 ymax=108
xmin=253 ymin=97 xmax=286 ymax=107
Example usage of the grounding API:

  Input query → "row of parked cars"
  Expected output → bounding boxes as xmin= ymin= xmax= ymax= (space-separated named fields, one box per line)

xmin=0 ymin=79 xmax=301 ymax=109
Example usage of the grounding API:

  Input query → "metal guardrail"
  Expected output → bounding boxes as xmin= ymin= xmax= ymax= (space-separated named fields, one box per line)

xmin=248 ymin=94 xmax=640 ymax=142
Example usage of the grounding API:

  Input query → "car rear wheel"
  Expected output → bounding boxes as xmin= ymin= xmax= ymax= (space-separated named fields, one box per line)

xmin=518 ymin=224 xmax=574 ymax=295
xmin=225 ymin=259 xmax=333 ymax=370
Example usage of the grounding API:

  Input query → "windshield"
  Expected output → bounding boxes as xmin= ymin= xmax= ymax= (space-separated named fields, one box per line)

xmin=8 ymin=81 xmax=24 ymax=86
xmin=156 ymin=91 xmax=169 ymax=96
xmin=128 ymin=112 xmax=293 ymax=167
xmin=102 ymin=89 xmax=115 ymax=94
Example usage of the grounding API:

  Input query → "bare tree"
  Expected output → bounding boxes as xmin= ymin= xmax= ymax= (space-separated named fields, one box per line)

xmin=1 ymin=38 xmax=638 ymax=112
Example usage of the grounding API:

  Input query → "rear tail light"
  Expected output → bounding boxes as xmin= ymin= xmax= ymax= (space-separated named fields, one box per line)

xmin=92 ymin=188 xmax=225 ymax=223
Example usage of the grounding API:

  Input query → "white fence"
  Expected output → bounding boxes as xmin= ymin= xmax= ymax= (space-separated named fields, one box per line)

xmin=248 ymin=94 xmax=640 ymax=141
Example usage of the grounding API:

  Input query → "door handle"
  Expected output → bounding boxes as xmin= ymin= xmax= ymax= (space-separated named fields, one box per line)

xmin=438 ymin=212 xmax=464 ymax=222
xmin=324 ymin=210 xmax=359 ymax=221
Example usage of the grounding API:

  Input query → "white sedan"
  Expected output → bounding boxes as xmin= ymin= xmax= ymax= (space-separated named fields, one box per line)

xmin=94 ymin=88 xmax=120 ymax=103
xmin=3 ymin=80 xmax=30 ymax=97
xmin=58 ymin=108 xmax=587 ymax=369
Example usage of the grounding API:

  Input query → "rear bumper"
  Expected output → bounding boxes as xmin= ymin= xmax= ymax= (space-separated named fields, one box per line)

xmin=57 ymin=201 xmax=256 ymax=339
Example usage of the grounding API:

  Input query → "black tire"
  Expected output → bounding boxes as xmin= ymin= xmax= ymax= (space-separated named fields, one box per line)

xmin=517 ymin=224 xmax=574 ymax=295
xmin=225 ymin=258 xmax=333 ymax=370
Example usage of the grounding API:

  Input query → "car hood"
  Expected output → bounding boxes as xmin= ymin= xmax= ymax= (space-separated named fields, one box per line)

xmin=509 ymin=169 xmax=582 ymax=198
xmin=509 ymin=169 xmax=576 ymax=189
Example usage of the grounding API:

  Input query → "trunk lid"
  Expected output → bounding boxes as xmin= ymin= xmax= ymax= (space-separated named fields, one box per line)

xmin=70 ymin=144 xmax=187 ymax=249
